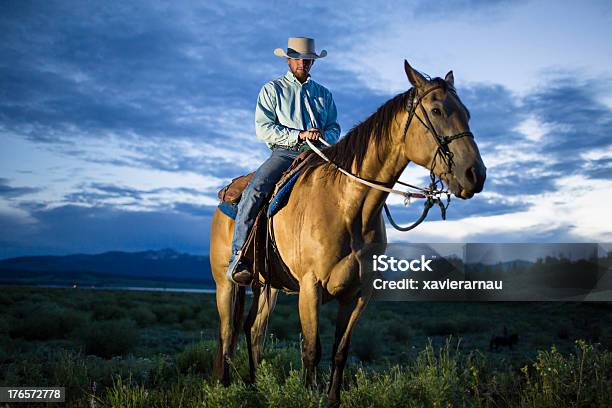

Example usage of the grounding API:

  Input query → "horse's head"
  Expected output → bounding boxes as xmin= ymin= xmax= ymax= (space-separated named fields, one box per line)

xmin=402 ymin=61 xmax=486 ymax=199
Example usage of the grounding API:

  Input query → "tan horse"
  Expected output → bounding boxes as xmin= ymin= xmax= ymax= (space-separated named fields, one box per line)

xmin=210 ymin=61 xmax=486 ymax=405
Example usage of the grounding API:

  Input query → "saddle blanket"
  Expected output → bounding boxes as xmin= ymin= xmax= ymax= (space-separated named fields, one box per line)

xmin=267 ymin=171 xmax=302 ymax=217
xmin=218 ymin=201 xmax=238 ymax=219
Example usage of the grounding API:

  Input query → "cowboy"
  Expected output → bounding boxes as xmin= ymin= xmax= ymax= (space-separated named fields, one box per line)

xmin=227 ymin=37 xmax=341 ymax=285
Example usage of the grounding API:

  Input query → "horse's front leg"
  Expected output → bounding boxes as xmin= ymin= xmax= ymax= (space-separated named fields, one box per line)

xmin=298 ymin=271 xmax=322 ymax=387
xmin=244 ymin=285 xmax=278 ymax=383
xmin=328 ymin=294 xmax=369 ymax=407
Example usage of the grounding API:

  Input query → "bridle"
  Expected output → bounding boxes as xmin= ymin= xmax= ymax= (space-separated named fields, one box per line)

xmin=388 ymin=84 xmax=474 ymax=230
xmin=305 ymin=83 xmax=474 ymax=231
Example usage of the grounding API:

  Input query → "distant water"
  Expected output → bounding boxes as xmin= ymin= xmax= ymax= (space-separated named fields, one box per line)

xmin=31 ymin=284 xmax=217 ymax=294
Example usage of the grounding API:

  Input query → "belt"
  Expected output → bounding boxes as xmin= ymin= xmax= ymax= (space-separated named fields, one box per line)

xmin=271 ymin=143 xmax=303 ymax=152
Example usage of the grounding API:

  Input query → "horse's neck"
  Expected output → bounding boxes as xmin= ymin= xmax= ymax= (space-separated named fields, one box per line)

xmin=342 ymin=115 xmax=410 ymax=228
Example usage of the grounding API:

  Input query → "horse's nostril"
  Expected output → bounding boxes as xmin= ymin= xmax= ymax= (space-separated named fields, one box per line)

xmin=465 ymin=166 xmax=477 ymax=186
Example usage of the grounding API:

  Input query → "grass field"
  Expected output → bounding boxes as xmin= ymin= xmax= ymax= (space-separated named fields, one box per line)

xmin=0 ymin=286 xmax=610 ymax=407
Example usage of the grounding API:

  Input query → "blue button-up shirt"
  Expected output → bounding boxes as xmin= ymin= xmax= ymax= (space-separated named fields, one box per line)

xmin=255 ymin=70 xmax=341 ymax=148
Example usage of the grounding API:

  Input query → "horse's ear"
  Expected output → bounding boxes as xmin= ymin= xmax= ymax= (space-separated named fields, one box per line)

xmin=404 ymin=60 xmax=427 ymax=87
xmin=445 ymin=70 xmax=455 ymax=87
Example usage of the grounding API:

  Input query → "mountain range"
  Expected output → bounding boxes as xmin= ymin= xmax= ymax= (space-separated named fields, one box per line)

xmin=0 ymin=248 xmax=213 ymax=286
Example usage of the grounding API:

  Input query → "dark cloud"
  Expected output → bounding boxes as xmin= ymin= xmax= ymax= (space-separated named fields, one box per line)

xmin=454 ymin=77 xmax=612 ymax=196
xmin=585 ymin=158 xmax=612 ymax=180
xmin=0 ymin=203 xmax=213 ymax=259
xmin=88 ymin=183 xmax=144 ymax=199
xmin=0 ymin=2 xmax=249 ymax=145
xmin=0 ymin=1 xmax=521 ymax=145
xmin=60 ymin=183 xmax=217 ymax=208
xmin=0 ymin=1 xmax=361 ymax=143
xmin=452 ymin=225 xmax=588 ymax=243
xmin=483 ymin=172 xmax=559 ymax=197
xmin=384 ymin=196 xmax=531 ymax=223
xmin=0 ymin=178 xmax=40 ymax=198
xmin=411 ymin=0 xmax=524 ymax=19
xmin=459 ymin=83 xmax=524 ymax=143
xmin=521 ymin=80 xmax=612 ymax=159
xmin=0 ymin=0 xmax=408 ymax=185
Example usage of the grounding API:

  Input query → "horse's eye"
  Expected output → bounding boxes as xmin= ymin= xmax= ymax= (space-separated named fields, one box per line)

xmin=432 ymin=108 xmax=442 ymax=116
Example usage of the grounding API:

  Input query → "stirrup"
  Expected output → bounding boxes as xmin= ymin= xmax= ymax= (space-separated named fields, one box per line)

xmin=226 ymin=252 xmax=252 ymax=286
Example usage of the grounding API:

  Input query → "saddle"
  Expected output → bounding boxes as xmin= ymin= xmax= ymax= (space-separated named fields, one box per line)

xmin=217 ymin=150 xmax=316 ymax=292
xmin=217 ymin=173 xmax=254 ymax=203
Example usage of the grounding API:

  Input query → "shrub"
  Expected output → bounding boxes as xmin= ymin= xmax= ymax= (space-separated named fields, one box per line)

xmin=103 ymin=375 xmax=149 ymax=408
xmin=600 ymin=326 xmax=612 ymax=350
xmin=49 ymin=350 xmax=89 ymax=399
xmin=82 ymin=354 xmax=156 ymax=390
xmin=9 ymin=305 xmax=82 ymax=340
xmin=129 ymin=306 xmax=157 ymax=327
xmin=80 ymin=319 xmax=139 ymax=358
xmin=421 ymin=316 xmax=489 ymax=336
xmin=342 ymin=366 xmax=412 ymax=408
xmin=557 ymin=325 xmax=571 ymax=340
xmin=255 ymin=361 xmax=324 ymax=408
xmin=175 ymin=341 xmax=215 ymax=377
xmin=352 ymin=322 xmax=384 ymax=362
xmin=178 ymin=305 xmax=193 ymax=322
xmin=1 ymin=357 xmax=46 ymax=386
xmin=268 ymin=317 xmax=299 ymax=340
xmin=0 ymin=317 xmax=10 ymax=336
xmin=519 ymin=340 xmax=612 ymax=407
xmin=532 ymin=333 xmax=554 ymax=347
xmin=152 ymin=304 xmax=182 ymax=324
xmin=388 ymin=319 xmax=414 ymax=342
xmin=196 ymin=308 xmax=219 ymax=329
xmin=409 ymin=339 xmax=463 ymax=406
xmin=201 ymin=380 xmax=259 ymax=408
xmin=259 ymin=338 xmax=301 ymax=382
xmin=92 ymin=303 xmax=127 ymax=320
xmin=0 ymin=292 xmax=12 ymax=306
xmin=59 ymin=309 xmax=88 ymax=334
xmin=181 ymin=319 xmax=200 ymax=331
xmin=147 ymin=354 xmax=176 ymax=388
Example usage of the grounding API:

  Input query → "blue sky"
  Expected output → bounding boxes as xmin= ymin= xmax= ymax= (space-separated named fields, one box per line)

xmin=1 ymin=0 xmax=611 ymax=258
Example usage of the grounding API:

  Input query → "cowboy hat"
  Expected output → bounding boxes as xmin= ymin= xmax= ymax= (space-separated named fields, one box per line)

xmin=274 ymin=37 xmax=327 ymax=59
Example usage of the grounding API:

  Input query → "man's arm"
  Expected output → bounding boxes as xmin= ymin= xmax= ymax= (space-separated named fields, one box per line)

xmin=255 ymin=83 xmax=301 ymax=146
xmin=323 ymin=91 xmax=340 ymax=144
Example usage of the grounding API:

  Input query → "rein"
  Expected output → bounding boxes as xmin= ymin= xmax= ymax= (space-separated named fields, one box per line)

xmin=304 ymin=84 xmax=474 ymax=231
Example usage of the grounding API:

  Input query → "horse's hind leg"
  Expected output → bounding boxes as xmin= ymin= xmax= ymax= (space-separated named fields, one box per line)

xmin=213 ymin=280 xmax=245 ymax=385
xmin=244 ymin=285 xmax=278 ymax=383
xmin=298 ymin=272 xmax=322 ymax=387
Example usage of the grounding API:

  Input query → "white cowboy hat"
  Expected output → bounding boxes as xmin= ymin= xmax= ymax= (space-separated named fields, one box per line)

xmin=274 ymin=37 xmax=327 ymax=59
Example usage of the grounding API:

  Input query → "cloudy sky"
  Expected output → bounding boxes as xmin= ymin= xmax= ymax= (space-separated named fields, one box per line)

xmin=1 ymin=0 xmax=611 ymax=259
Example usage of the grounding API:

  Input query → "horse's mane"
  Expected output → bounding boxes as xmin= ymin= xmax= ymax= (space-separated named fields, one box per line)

xmin=301 ymin=88 xmax=414 ymax=181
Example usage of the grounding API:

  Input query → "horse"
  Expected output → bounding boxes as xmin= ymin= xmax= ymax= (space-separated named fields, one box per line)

xmin=210 ymin=60 xmax=486 ymax=406
xmin=490 ymin=326 xmax=519 ymax=351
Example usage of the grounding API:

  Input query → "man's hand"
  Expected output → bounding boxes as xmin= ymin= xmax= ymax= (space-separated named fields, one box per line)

xmin=299 ymin=128 xmax=322 ymax=141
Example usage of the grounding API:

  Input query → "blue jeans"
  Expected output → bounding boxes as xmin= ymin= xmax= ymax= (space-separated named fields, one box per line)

xmin=229 ymin=147 xmax=299 ymax=263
